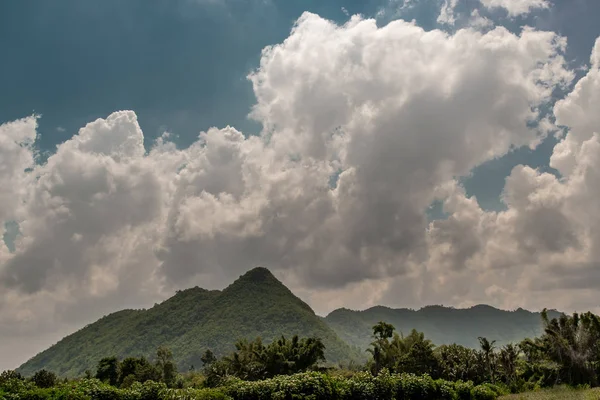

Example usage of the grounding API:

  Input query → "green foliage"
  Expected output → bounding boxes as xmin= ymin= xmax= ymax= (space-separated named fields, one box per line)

xmin=157 ymin=346 xmax=179 ymax=388
xmin=454 ymin=380 xmax=475 ymax=400
xmin=11 ymin=268 xmax=600 ymax=398
xmin=367 ymin=324 xmax=438 ymax=377
xmin=94 ymin=350 xmax=172 ymax=388
xmin=205 ymin=335 xmax=326 ymax=384
xmin=18 ymin=268 xmax=358 ymax=377
xmin=514 ymin=311 xmax=600 ymax=388
xmin=1 ymin=372 xmax=502 ymax=400
xmin=32 ymin=369 xmax=58 ymax=388
xmin=97 ymin=357 xmax=119 ymax=386
xmin=472 ymin=385 xmax=497 ymax=400
xmin=326 ymin=305 xmax=562 ymax=353
xmin=436 ymin=344 xmax=487 ymax=384
xmin=201 ymin=350 xmax=217 ymax=367
xmin=221 ymin=371 xmax=500 ymax=400
xmin=0 ymin=370 xmax=23 ymax=384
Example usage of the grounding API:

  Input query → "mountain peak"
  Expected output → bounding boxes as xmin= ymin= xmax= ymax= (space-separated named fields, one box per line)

xmin=18 ymin=265 xmax=357 ymax=377
xmin=237 ymin=266 xmax=278 ymax=284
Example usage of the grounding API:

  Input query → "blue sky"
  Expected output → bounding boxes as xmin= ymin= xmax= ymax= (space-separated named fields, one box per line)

xmin=2 ymin=0 xmax=598 ymax=211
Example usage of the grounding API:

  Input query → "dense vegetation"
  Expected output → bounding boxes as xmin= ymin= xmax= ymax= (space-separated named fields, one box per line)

xmin=6 ymin=310 xmax=600 ymax=399
xmin=18 ymin=268 xmax=359 ymax=377
xmin=10 ymin=268 xmax=600 ymax=399
xmin=325 ymin=305 xmax=561 ymax=351
xmin=19 ymin=268 xmax=560 ymax=379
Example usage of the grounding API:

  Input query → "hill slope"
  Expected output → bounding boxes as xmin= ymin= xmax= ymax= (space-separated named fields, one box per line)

xmin=18 ymin=268 xmax=359 ymax=377
xmin=325 ymin=304 xmax=561 ymax=352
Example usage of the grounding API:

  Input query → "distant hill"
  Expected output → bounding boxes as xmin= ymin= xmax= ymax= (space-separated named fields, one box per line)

xmin=17 ymin=268 xmax=359 ymax=377
xmin=324 ymin=304 xmax=562 ymax=352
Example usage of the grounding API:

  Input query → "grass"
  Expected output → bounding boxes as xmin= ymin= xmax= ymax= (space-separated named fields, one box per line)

xmin=500 ymin=386 xmax=600 ymax=399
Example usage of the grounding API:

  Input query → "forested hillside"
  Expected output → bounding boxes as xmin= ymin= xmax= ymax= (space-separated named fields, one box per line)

xmin=18 ymin=268 xmax=358 ymax=377
xmin=325 ymin=304 xmax=562 ymax=352
xmin=18 ymin=267 xmax=563 ymax=379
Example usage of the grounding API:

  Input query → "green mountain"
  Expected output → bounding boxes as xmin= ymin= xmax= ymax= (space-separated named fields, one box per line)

xmin=18 ymin=267 xmax=359 ymax=377
xmin=18 ymin=267 xmax=562 ymax=378
xmin=324 ymin=304 xmax=562 ymax=352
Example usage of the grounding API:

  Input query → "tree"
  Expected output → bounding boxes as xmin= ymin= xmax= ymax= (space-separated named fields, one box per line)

xmin=0 ymin=370 xmax=23 ymax=383
xmin=96 ymin=356 xmax=119 ymax=386
xmin=536 ymin=310 xmax=600 ymax=386
xmin=136 ymin=356 xmax=162 ymax=382
xmin=436 ymin=344 xmax=486 ymax=384
xmin=156 ymin=346 xmax=177 ymax=388
xmin=373 ymin=321 xmax=396 ymax=340
xmin=118 ymin=357 xmax=140 ymax=387
xmin=498 ymin=343 xmax=519 ymax=387
xmin=201 ymin=349 xmax=217 ymax=367
xmin=478 ymin=337 xmax=496 ymax=384
xmin=204 ymin=334 xmax=326 ymax=385
xmin=367 ymin=322 xmax=396 ymax=374
xmin=31 ymin=369 xmax=57 ymax=388
xmin=367 ymin=322 xmax=439 ymax=377
xmin=401 ymin=330 xmax=438 ymax=376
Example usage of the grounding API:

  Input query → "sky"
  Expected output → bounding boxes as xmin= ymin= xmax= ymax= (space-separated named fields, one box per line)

xmin=1 ymin=0 xmax=599 ymax=371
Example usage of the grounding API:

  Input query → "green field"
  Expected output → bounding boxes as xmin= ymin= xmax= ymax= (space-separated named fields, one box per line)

xmin=500 ymin=386 xmax=600 ymax=399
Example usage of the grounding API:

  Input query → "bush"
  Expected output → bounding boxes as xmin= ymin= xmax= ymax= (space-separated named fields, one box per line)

xmin=471 ymin=385 xmax=497 ymax=400
xmin=435 ymin=379 xmax=458 ymax=400
xmin=0 ymin=370 xmax=502 ymax=400
xmin=454 ymin=380 xmax=474 ymax=400
xmin=162 ymin=387 xmax=232 ymax=400
xmin=399 ymin=373 xmax=436 ymax=400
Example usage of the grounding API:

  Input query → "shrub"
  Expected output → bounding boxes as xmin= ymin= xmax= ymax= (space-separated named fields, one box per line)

xmin=162 ymin=387 xmax=232 ymax=400
xmin=471 ymin=385 xmax=497 ymax=400
xmin=0 ymin=370 xmax=502 ymax=400
xmin=373 ymin=370 xmax=400 ymax=400
xmin=454 ymin=380 xmax=474 ymax=400
xmin=399 ymin=373 xmax=436 ymax=400
xmin=435 ymin=379 xmax=458 ymax=400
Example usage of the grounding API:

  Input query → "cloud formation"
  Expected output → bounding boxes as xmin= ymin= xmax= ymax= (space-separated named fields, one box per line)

xmin=479 ymin=0 xmax=550 ymax=17
xmin=2 ymin=12 xmax=598 ymax=370
xmin=421 ymin=38 xmax=600 ymax=312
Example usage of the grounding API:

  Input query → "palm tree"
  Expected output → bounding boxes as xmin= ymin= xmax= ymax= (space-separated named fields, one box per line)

xmin=478 ymin=336 xmax=496 ymax=383
xmin=367 ymin=322 xmax=396 ymax=374
xmin=498 ymin=344 xmax=519 ymax=386
xmin=538 ymin=310 xmax=600 ymax=385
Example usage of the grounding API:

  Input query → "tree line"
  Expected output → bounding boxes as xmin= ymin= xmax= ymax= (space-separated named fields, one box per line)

xmin=365 ymin=310 xmax=600 ymax=391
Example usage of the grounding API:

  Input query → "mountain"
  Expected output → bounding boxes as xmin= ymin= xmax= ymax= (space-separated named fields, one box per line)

xmin=17 ymin=268 xmax=359 ymax=377
xmin=18 ymin=267 xmax=563 ymax=377
xmin=324 ymin=304 xmax=562 ymax=352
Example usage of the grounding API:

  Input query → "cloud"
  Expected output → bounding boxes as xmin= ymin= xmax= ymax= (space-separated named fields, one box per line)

xmin=0 ymin=116 xmax=37 ymax=223
xmin=437 ymin=0 xmax=459 ymax=25
xmin=468 ymin=9 xmax=493 ymax=29
xmin=420 ymin=38 xmax=600 ymax=313
xmin=479 ymin=0 xmax=550 ymax=17
xmin=0 ymin=13 xmax=583 ymax=369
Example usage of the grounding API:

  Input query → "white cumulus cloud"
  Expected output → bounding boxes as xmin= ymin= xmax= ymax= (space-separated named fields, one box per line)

xmin=420 ymin=38 xmax=600 ymax=313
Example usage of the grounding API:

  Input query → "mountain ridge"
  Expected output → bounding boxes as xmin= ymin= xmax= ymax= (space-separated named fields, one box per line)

xmin=324 ymin=303 xmax=562 ymax=352
xmin=17 ymin=267 xmax=560 ymax=377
